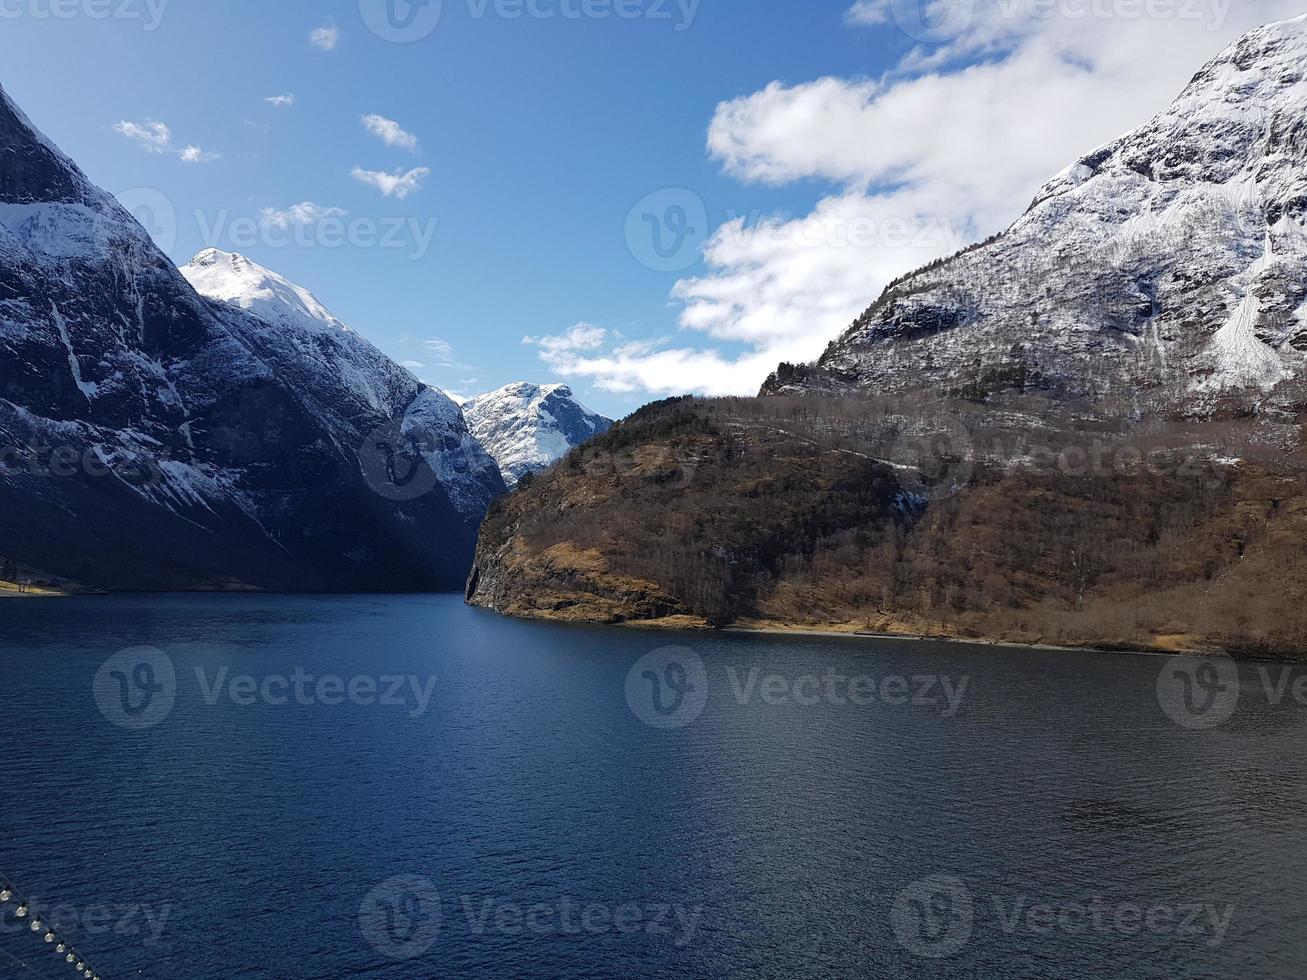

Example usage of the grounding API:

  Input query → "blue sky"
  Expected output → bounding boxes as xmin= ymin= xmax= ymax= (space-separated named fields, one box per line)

xmin=0 ymin=0 xmax=1296 ymax=416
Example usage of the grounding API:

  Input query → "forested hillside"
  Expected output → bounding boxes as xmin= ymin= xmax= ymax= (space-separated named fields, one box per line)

xmin=468 ymin=396 xmax=1307 ymax=657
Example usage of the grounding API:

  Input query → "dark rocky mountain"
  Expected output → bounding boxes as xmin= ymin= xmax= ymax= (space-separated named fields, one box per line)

xmin=0 ymin=85 xmax=503 ymax=591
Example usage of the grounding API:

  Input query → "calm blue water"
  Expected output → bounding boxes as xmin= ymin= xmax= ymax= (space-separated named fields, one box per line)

xmin=0 ymin=595 xmax=1304 ymax=979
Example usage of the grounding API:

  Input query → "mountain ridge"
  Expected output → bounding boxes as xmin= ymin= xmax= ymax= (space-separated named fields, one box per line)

xmin=463 ymin=381 xmax=613 ymax=488
xmin=762 ymin=14 xmax=1307 ymax=414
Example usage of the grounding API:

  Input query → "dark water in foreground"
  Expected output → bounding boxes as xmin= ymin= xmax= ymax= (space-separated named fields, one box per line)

xmin=0 ymin=595 xmax=1304 ymax=979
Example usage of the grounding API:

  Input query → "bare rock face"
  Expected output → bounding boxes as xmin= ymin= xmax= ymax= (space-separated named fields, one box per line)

xmin=0 ymin=85 xmax=503 ymax=590
xmin=763 ymin=16 xmax=1307 ymax=416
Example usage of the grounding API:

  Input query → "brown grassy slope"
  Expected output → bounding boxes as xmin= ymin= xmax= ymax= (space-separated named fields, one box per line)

xmin=467 ymin=397 xmax=1307 ymax=658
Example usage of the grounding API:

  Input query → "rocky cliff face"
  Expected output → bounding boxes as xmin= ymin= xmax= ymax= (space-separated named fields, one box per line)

xmin=0 ymin=85 xmax=502 ymax=591
xmin=462 ymin=382 xmax=612 ymax=488
xmin=763 ymin=15 xmax=1307 ymax=415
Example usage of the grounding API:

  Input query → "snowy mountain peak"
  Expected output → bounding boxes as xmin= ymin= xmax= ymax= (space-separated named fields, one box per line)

xmin=464 ymin=382 xmax=613 ymax=487
xmin=763 ymin=16 xmax=1307 ymax=414
xmin=179 ymin=248 xmax=505 ymax=520
xmin=182 ymin=248 xmax=350 ymax=335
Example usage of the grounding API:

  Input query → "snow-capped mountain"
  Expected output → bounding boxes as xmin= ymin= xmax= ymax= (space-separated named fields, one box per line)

xmin=763 ymin=15 xmax=1307 ymax=415
xmin=181 ymin=248 xmax=504 ymax=523
xmin=463 ymin=382 xmax=612 ymax=487
xmin=0 ymin=83 xmax=503 ymax=591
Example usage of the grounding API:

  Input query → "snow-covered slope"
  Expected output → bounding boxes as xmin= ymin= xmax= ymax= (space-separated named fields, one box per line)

xmin=763 ymin=15 xmax=1307 ymax=415
xmin=463 ymin=382 xmax=612 ymax=487
xmin=0 ymin=83 xmax=502 ymax=590
xmin=181 ymin=249 xmax=504 ymax=522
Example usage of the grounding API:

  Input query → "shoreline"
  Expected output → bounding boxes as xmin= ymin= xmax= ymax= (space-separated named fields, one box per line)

xmin=720 ymin=624 xmax=1175 ymax=659
xmin=0 ymin=582 xmax=72 ymax=598
xmin=504 ymin=608 xmax=1302 ymax=664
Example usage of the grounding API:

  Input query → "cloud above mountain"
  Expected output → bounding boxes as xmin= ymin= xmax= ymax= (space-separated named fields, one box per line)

xmin=537 ymin=0 xmax=1304 ymax=397
xmin=114 ymin=119 xmax=218 ymax=163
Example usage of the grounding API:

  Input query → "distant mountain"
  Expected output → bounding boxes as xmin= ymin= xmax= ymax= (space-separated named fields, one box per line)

xmin=763 ymin=14 xmax=1307 ymax=416
xmin=463 ymin=382 xmax=612 ymax=487
xmin=180 ymin=248 xmax=505 ymax=524
xmin=0 ymin=84 xmax=503 ymax=591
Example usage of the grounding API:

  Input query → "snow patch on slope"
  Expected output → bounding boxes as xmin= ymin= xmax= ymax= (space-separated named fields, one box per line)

xmin=182 ymin=249 xmax=349 ymax=334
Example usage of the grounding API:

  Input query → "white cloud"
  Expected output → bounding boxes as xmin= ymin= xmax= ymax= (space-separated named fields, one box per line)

xmin=362 ymin=114 xmax=419 ymax=152
xmin=351 ymin=166 xmax=431 ymax=199
xmin=113 ymin=119 xmax=172 ymax=153
xmin=310 ymin=23 xmax=340 ymax=51
xmin=422 ymin=339 xmax=477 ymax=373
xmin=843 ymin=0 xmax=892 ymax=25
xmin=259 ymin=202 xmax=347 ymax=232
xmin=548 ymin=0 xmax=1304 ymax=397
xmin=424 ymin=338 xmax=454 ymax=359
xmin=401 ymin=360 xmax=425 ymax=369
xmin=524 ymin=326 xmax=795 ymax=397
xmin=523 ymin=323 xmax=609 ymax=357
xmin=179 ymin=145 xmax=219 ymax=164
xmin=265 ymin=94 xmax=296 ymax=108
xmin=115 ymin=119 xmax=218 ymax=163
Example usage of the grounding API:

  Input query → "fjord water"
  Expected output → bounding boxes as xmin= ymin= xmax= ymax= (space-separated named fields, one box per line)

xmin=1 ymin=596 xmax=1304 ymax=979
